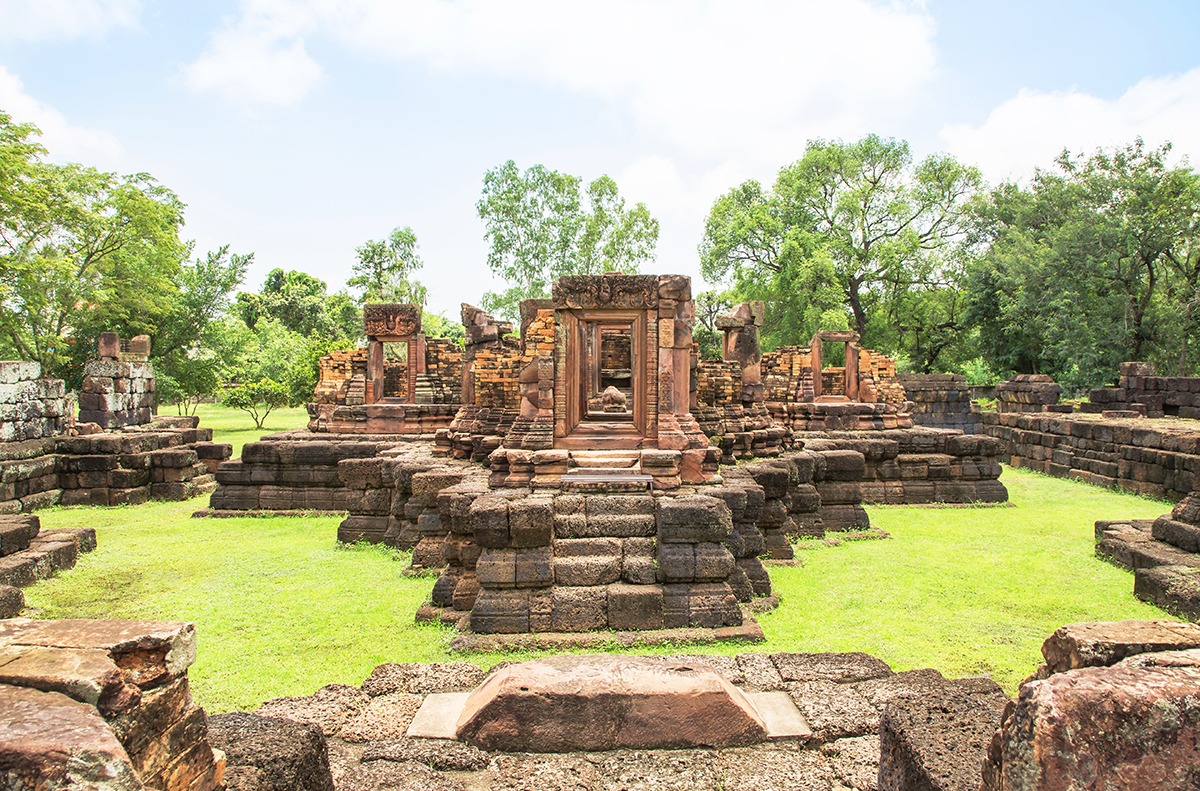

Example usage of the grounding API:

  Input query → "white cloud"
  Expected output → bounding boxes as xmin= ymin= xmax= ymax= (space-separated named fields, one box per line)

xmin=0 ymin=0 xmax=141 ymax=41
xmin=940 ymin=68 xmax=1200 ymax=183
xmin=184 ymin=0 xmax=936 ymax=160
xmin=184 ymin=1 xmax=322 ymax=107
xmin=0 ymin=66 xmax=123 ymax=165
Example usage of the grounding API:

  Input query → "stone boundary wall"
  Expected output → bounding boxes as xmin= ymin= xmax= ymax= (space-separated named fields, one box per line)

xmin=983 ymin=411 xmax=1200 ymax=500
xmin=2 ymin=417 xmax=228 ymax=514
xmin=0 ymin=361 xmax=72 ymax=442
xmin=0 ymin=619 xmax=225 ymax=790
xmin=1085 ymin=360 xmax=1200 ymax=418
xmin=896 ymin=373 xmax=981 ymax=434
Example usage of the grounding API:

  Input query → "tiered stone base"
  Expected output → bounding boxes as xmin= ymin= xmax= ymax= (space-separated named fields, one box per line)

xmin=984 ymin=411 xmax=1200 ymax=500
xmin=433 ymin=405 xmax=520 ymax=462
xmin=1096 ymin=492 xmax=1200 ymax=619
xmin=768 ymin=401 xmax=913 ymax=432
xmin=800 ymin=429 xmax=1008 ymax=505
xmin=2 ymin=417 xmax=228 ymax=514
xmin=0 ymin=513 xmax=96 ymax=617
xmin=202 ymin=431 xmax=438 ymax=514
xmin=314 ymin=402 xmax=457 ymax=435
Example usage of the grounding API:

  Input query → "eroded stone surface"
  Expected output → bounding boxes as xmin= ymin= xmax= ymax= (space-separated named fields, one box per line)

xmin=772 ymin=652 xmax=893 ymax=684
xmin=986 ymin=648 xmax=1200 ymax=791
xmin=1040 ymin=619 xmax=1200 ymax=673
xmin=878 ymin=677 xmax=1006 ymax=791
xmin=256 ymin=684 xmax=369 ymax=737
xmin=0 ymin=683 xmax=142 ymax=790
xmin=456 ymin=655 xmax=767 ymax=752
xmin=208 ymin=712 xmax=335 ymax=791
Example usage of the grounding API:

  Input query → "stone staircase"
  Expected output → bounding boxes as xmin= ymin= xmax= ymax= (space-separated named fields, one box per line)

xmin=0 ymin=513 xmax=97 ymax=616
xmin=562 ymin=450 xmax=658 ymax=492
xmin=1096 ymin=492 xmax=1200 ymax=620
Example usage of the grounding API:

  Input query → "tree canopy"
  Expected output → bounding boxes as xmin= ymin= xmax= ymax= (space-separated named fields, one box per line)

xmin=348 ymin=226 xmax=427 ymax=306
xmin=701 ymin=135 xmax=981 ymax=371
xmin=0 ymin=111 xmax=188 ymax=378
xmin=476 ymin=161 xmax=659 ymax=318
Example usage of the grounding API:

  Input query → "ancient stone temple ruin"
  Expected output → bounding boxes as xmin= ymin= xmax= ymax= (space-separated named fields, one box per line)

xmin=202 ymin=272 xmax=1010 ymax=648
xmin=307 ymin=304 xmax=462 ymax=434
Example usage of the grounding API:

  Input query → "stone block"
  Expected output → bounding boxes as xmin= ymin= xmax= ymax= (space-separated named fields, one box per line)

xmin=456 ymin=654 xmax=766 ymax=753
xmin=508 ymin=497 xmax=552 ymax=547
xmin=606 ymin=583 xmax=665 ymax=630
xmin=984 ymin=649 xmax=1200 ymax=791
xmin=470 ymin=496 xmax=510 ymax=548
xmin=878 ymin=677 xmax=1007 ymax=790
xmin=1040 ymin=620 xmax=1200 ymax=674
xmin=208 ymin=712 xmax=334 ymax=791
xmin=549 ymin=585 xmax=608 ymax=632
xmin=656 ymin=495 xmax=732 ymax=543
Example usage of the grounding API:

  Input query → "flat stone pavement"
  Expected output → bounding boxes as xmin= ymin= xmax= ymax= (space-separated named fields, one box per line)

xmin=245 ymin=651 xmax=1001 ymax=791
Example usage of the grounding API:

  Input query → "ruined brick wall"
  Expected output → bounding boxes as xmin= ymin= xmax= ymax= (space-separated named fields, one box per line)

xmin=0 ymin=362 xmax=72 ymax=443
xmin=312 ymin=349 xmax=367 ymax=405
xmin=995 ymin=374 xmax=1064 ymax=414
xmin=77 ymin=333 xmax=156 ymax=429
xmin=695 ymin=359 xmax=741 ymax=408
xmin=426 ymin=338 xmax=464 ymax=403
xmin=472 ymin=339 xmax=524 ymax=409
xmin=762 ymin=346 xmax=815 ymax=403
xmin=898 ymin=373 xmax=981 ymax=433
xmin=1085 ymin=361 xmax=1200 ymax=419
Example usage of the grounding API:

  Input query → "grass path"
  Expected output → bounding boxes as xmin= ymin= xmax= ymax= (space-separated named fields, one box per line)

xmin=24 ymin=464 xmax=1174 ymax=712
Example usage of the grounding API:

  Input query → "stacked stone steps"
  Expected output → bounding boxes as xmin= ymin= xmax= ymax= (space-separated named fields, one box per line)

xmin=1096 ymin=493 xmax=1200 ymax=619
xmin=0 ymin=514 xmax=97 ymax=616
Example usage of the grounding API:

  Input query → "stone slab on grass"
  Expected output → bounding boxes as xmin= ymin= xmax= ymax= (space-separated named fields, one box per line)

xmin=455 ymin=654 xmax=767 ymax=752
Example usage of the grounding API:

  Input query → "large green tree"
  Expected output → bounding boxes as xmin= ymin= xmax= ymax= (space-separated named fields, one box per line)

xmin=701 ymin=135 xmax=981 ymax=368
xmin=966 ymin=139 xmax=1200 ymax=390
xmin=348 ymin=226 xmax=427 ymax=306
xmin=236 ymin=268 xmax=360 ymax=340
xmin=476 ymin=161 xmax=659 ymax=319
xmin=0 ymin=111 xmax=186 ymax=378
xmin=154 ymin=245 xmax=252 ymax=413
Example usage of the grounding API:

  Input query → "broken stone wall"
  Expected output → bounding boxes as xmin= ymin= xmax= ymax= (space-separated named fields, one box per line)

xmin=78 ymin=333 xmax=156 ymax=429
xmin=0 ymin=618 xmax=225 ymax=791
xmin=983 ymin=411 xmax=1199 ymax=499
xmin=0 ymin=361 xmax=72 ymax=443
xmin=994 ymin=374 xmax=1064 ymax=414
xmin=1085 ymin=360 xmax=1200 ymax=418
xmin=897 ymin=373 xmax=982 ymax=433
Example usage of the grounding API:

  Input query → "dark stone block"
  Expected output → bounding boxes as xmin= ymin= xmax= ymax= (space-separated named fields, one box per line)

xmin=207 ymin=712 xmax=335 ymax=791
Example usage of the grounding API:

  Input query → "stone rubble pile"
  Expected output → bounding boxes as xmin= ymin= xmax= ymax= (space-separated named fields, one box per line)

xmin=0 ymin=619 xmax=225 ymax=791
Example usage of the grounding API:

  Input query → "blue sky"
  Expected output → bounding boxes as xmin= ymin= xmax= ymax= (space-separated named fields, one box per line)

xmin=2 ymin=0 xmax=1199 ymax=319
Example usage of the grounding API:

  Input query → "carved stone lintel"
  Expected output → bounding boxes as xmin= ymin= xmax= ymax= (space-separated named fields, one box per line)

xmin=364 ymin=304 xmax=421 ymax=339
xmin=552 ymin=274 xmax=660 ymax=310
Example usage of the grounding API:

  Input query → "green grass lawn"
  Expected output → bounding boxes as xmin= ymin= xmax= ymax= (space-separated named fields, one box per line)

xmin=23 ymin=466 xmax=1174 ymax=712
xmin=184 ymin=403 xmax=310 ymax=459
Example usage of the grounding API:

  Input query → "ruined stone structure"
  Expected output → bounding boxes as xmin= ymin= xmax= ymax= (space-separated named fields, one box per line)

xmin=994 ymin=374 xmax=1065 ymax=414
xmin=984 ymin=411 xmax=1200 ymax=499
xmin=78 ymin=332 xmax=156 ymax=429
xmin=0 ymin=513 xmax=95 ymax=618
xmin=897 ymin=373 xmax=982 ymax=433
xmin=1097 ymin=491 xmax=1200 ymax=619
xmin=1085 ymin=360 xmax=1200 ymax=418
xmin=0 ymin=619 xmax=225 ymax=790
xmin=1 ymin=335 xmax=229 ymax=514
xmin=307 ymin=304 xmax=461 ymax=435
xmin=0 ymin=361 xmax=72 ymax=443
